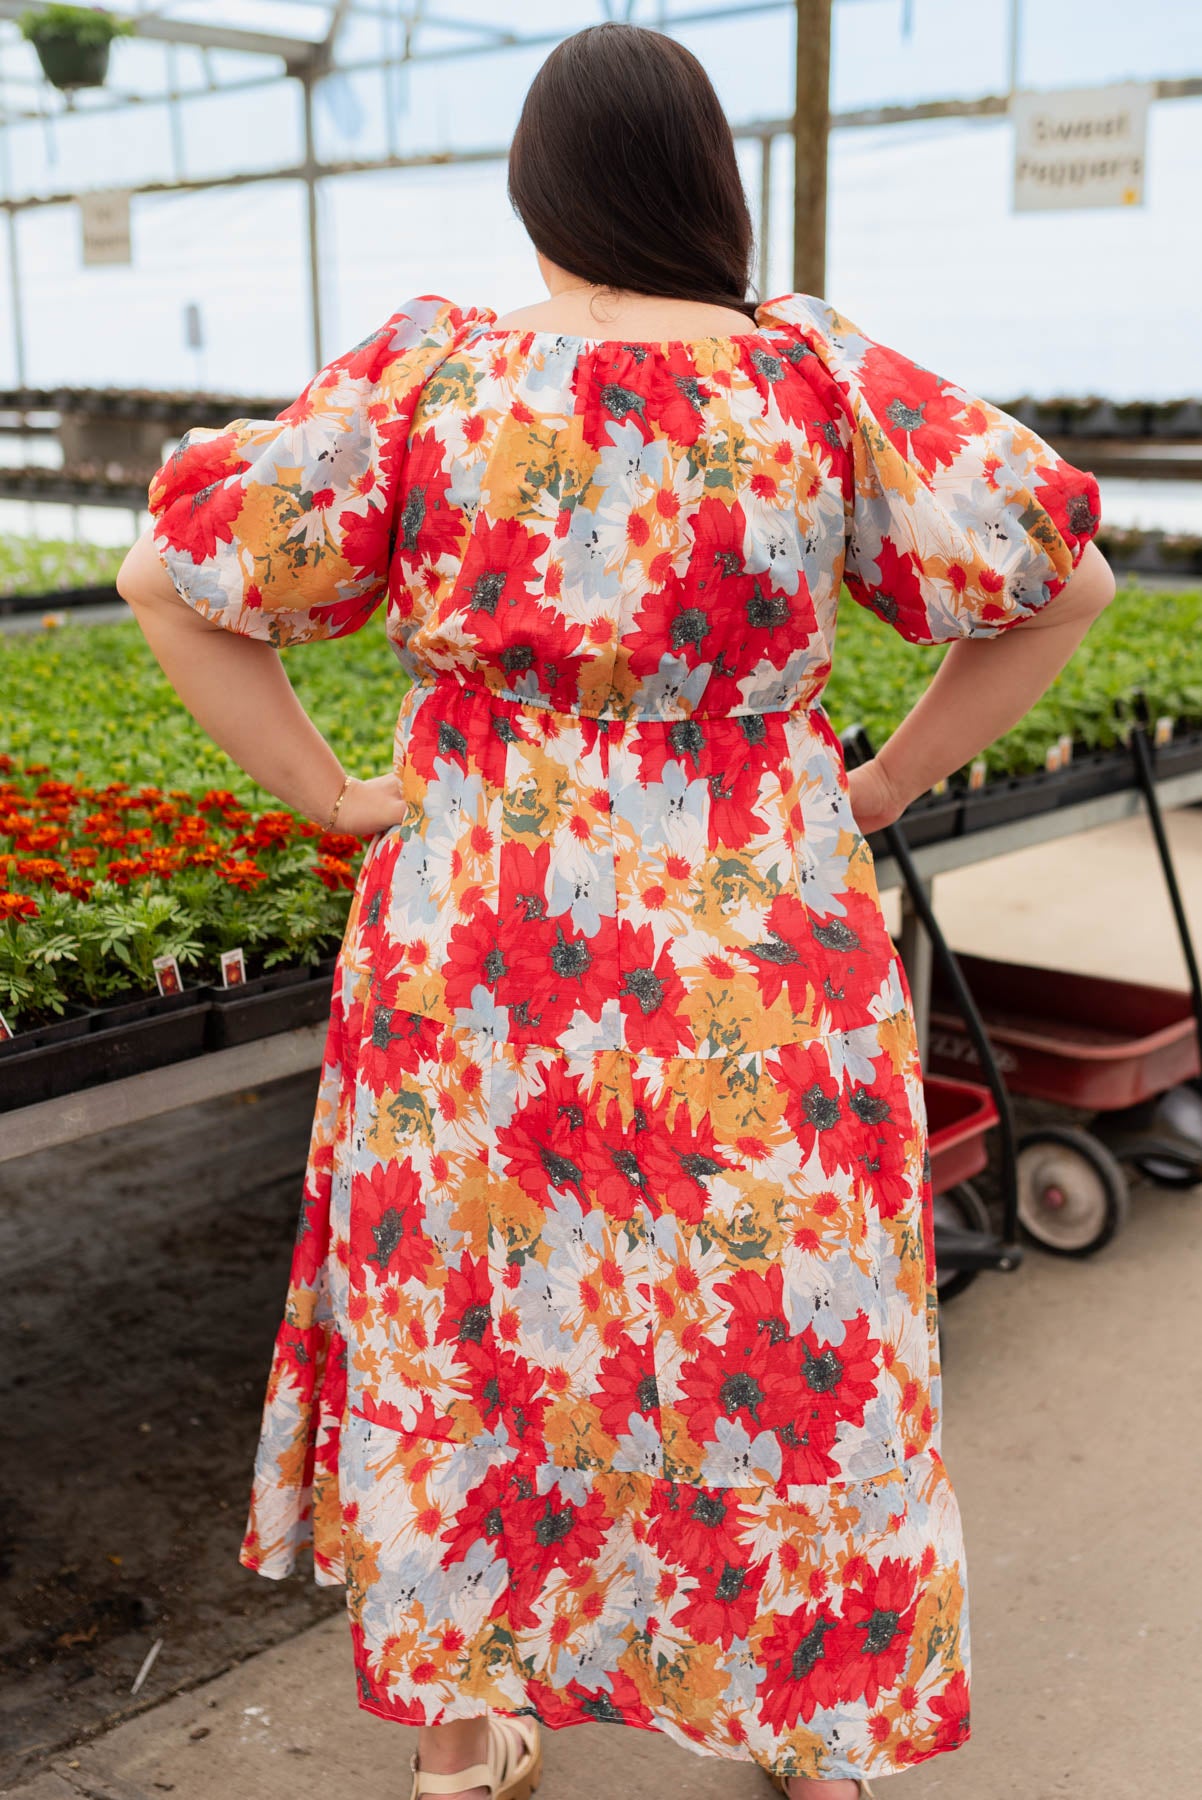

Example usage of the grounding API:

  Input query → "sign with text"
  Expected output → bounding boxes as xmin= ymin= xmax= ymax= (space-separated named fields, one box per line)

xmin=1011 ymin=83 xmax=1151 ymax=212
xmin=80 ymin=189 xmax=132 ymax=265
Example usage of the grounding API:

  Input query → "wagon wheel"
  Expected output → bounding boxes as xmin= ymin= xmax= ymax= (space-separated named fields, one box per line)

xmin=1016 ymin=1126 xmax=1130 ymax=1256
xmin=1132 ymin=1153 xmax=1201 ymax=1190
xmin=931 ymin=1181 xmax=992 ymax=1302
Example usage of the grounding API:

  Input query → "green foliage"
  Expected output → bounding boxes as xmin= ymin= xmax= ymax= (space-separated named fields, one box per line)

xmin=823 ymin=579 xmax=1202 ymax=776
xmin=19 ymin=6 xmax=134 ymax=47
xmin=0 ymin=617 xmax=401 ymax=800
xmin=0 ymin=535 xmax=126 ymax=599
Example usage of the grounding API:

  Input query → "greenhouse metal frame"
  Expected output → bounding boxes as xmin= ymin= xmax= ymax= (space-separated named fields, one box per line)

xmin=0 ymin=0 xmax=1197 ymax=382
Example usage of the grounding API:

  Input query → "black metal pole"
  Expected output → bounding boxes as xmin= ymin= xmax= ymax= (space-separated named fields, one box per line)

xmin=842 ymin=723 xmax=1022 ymax=1258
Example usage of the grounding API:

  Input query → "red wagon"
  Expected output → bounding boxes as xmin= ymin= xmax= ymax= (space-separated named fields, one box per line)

xmin=927 ymin=953 xmax=1202 ymax=1254
xmin=924 ymin=1073 xmax=1002 ymax=1301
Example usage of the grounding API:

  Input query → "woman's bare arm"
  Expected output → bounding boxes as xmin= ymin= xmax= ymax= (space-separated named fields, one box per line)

xmin=116 ymin=528 xmax=405 ymax=837
xmin=848 ymin=541 xmax=1117 ymax=834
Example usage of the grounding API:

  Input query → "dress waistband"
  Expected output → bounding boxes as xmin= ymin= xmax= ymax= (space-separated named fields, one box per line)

xmin=403 ymin=669 xmax=828 ymax=724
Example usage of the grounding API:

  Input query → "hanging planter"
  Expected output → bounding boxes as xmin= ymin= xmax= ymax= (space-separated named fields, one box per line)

xmin=19 ymin=5 xmax=133 ymax=93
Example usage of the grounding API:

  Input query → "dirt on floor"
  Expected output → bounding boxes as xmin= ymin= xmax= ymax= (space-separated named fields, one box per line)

xmin=0 ymin=1072 xmax=344 ymax=1788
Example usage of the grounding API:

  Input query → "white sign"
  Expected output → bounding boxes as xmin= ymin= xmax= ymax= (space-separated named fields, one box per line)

xmin=1011 ymin=83 xmax=1151 ymax=212
xmin=80 ymin=189 xmax=132 ymax=265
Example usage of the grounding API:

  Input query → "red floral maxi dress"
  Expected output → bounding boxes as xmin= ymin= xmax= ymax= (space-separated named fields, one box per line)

xmin=148 ymin=292 xmax=1101 ymax=1783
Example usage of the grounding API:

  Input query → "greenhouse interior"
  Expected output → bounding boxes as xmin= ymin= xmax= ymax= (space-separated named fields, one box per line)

xmin=1 ymin=5 xmax=1200 ymax=1799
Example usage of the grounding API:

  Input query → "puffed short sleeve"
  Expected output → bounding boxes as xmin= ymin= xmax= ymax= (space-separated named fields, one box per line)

xmin=147 ymin=295 xmax=485 ymax=647
xmin=757 ymin=293 xmax=1103 ymax=645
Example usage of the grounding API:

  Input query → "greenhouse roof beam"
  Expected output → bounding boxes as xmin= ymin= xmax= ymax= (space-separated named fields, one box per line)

xmin=0 ymin=1 xmax=323 ymax=71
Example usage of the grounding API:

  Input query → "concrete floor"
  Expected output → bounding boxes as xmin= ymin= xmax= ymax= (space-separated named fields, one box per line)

xmin=4 ymin=809 xmax=1201 ymax=1800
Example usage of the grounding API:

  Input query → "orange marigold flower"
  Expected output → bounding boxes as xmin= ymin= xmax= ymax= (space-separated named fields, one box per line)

xmin=318 ymin=831 xmax=359 ymax=860
xmin=315 ymin=855 xmax=355 ymax=891
xmin=0 ymin=891 xmax=40 ymax=920
xmin=218 ymin=857 xmax=267 ymax=890
xmin=19 ymin=826 xmax=65 ymax=851
xmin=106 ymin=857 xmax=149 ymax=885
xmin=183 ymin=841 xmax=224 ymax=866
xmin=56 ymin=875 xmax=95 ymax=900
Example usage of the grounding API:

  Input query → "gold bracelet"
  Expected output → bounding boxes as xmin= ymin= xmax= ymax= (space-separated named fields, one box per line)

xmin=322 ymin=772 xmax=352 ymax=832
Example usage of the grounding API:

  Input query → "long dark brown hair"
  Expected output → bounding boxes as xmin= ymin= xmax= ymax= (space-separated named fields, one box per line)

xmin=507 ymin=23 xmax=758 ymax=323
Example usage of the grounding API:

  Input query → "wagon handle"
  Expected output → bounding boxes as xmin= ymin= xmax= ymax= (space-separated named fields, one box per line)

xmin=840 ymin=721 xmax=1021 ymax=1257
xmin=1129 ymin=690 xmax=1202 ymax=1088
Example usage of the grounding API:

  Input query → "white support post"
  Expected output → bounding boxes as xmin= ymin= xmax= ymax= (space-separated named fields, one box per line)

xmin=758 ymin=133 xmax=773 ymax=299
xmin=301 ymin=72 xmax=324 ymax=371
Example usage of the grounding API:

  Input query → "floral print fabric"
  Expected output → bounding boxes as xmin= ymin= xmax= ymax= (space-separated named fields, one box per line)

xmin=148 ymin=292 xmax=1100 ymax=1783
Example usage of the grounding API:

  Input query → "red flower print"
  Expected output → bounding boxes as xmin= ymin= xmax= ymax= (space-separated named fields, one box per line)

xmin=676 ymin=1328 xmax=784 ymax=1448
xmin=673 ymin=1552 xmax=769 ymax=1649
xmin=444 ymin=904 xmax=506 ymax=1013
xmin=579 ymin=349 xmax=657 ymax=450
xmin=763 ymin=1311 xmax=881 ymax=1438
xmin=503 ymin=911 xmax=618 ymax=1042
xmin=646 ymin=348 xmax=713 ymax=447
xmin=395 ymin=429 xmax=461 ymax=564
xmin=739 ymin=893 xmax=821 ymax=1015
xmin=347 ymin=1157 xmax=432 ymax=1292
xmin=591 ymin=1331 xmax=657 ymax=1440
xmin=625 ymin=570 xmax=718 ymax=680
xmin=504 ymin=1481 xmax=610 ymax=1628
xmin=291 ymin=1155 xmax=332 ymax=1289
xmin=713 ymin=1265 xmax=790 ymax=1347
xmin=847 ymin=1054 xmax=913 ymax=1221
xmin=453 ymin=515 xmax=551 ymax=625
xmin=439 ymin=1461 xmax=510 ymax=1571
xmin=758 ymin=1599 xmax=846 ymax=1729
xmin=765 ymin=1042 xmax=849 ymax=1178
xmin=827 ymin=1556 xmax=919 ymax=1707
xmin=465 ymin=584 xmax=589 ymax=711
xmin=858 ymin=344 xmax=970 ymax=474
xmin=646 ymin=1481 xmax=753 ymax=1570
xmin=338 ymin=494 xmax=392 ymax=585
xmin=616 ymin=919 xmax=695 ymax=1055
xmin=149 ymin=429 xmax=248 ymax=517
xmin=433 ymin=1252 xmax=494 ymax=1354
xmin=653 ymin=1093 xmax=737 ymax=1225
xmin=495 ymin=1062 xmax=595 ymax=1212
xmin=848 ymin=535 xmax=928 ymax=641
xmin=807 ymin=887 xmax=897 ymax=1025
xmin=928 ymin=1668 xmax=971 ymax=1752
xmin=156 ymin=476 xmax=246 ymax=562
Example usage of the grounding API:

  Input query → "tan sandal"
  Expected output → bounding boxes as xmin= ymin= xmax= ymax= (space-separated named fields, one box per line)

xmin=768 ymin=1774 xmax=873 ymax=1798
xmin=408 ymin=1715 xmax=542 ymax=1800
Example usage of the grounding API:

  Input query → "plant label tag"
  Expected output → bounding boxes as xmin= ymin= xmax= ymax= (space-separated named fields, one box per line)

xmin=1045 ymin=743 xmax=1062 ymax=772
xmin=152 ymin=953 xmax=183 ymax=997
xmin=221 ymin=947 xmax=247 ymax=989
xmin=0 ymin=1008 xmax=13 ymax=1041
xmin=1058 ymin=733 xmax=1073 ymax=765
xmin=968 ymin=759 xmax=988 ymax=791
xmin=1154 ymin=716 xmax=1174 ymax=747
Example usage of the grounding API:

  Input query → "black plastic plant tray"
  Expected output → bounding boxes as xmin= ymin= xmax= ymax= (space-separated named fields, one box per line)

xmin=1153 ymin=728 xmax=1202 ymax=781
xmin=866 ymin=788 xmax=963 ymax=858
xmin=204 ymin=959 xmax=337 ymax=1052
xmin=0 ymin=584 xmax=121 ymax=617
xmin=0 ymin=997 xmax=210 ymax=1114
xmin=0 ymin=1005 xmax=94 ymax=1055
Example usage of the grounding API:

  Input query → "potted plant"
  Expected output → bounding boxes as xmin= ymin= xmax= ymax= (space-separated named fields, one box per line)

xmin=19 ymin=5 xmax=133 ymax=93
